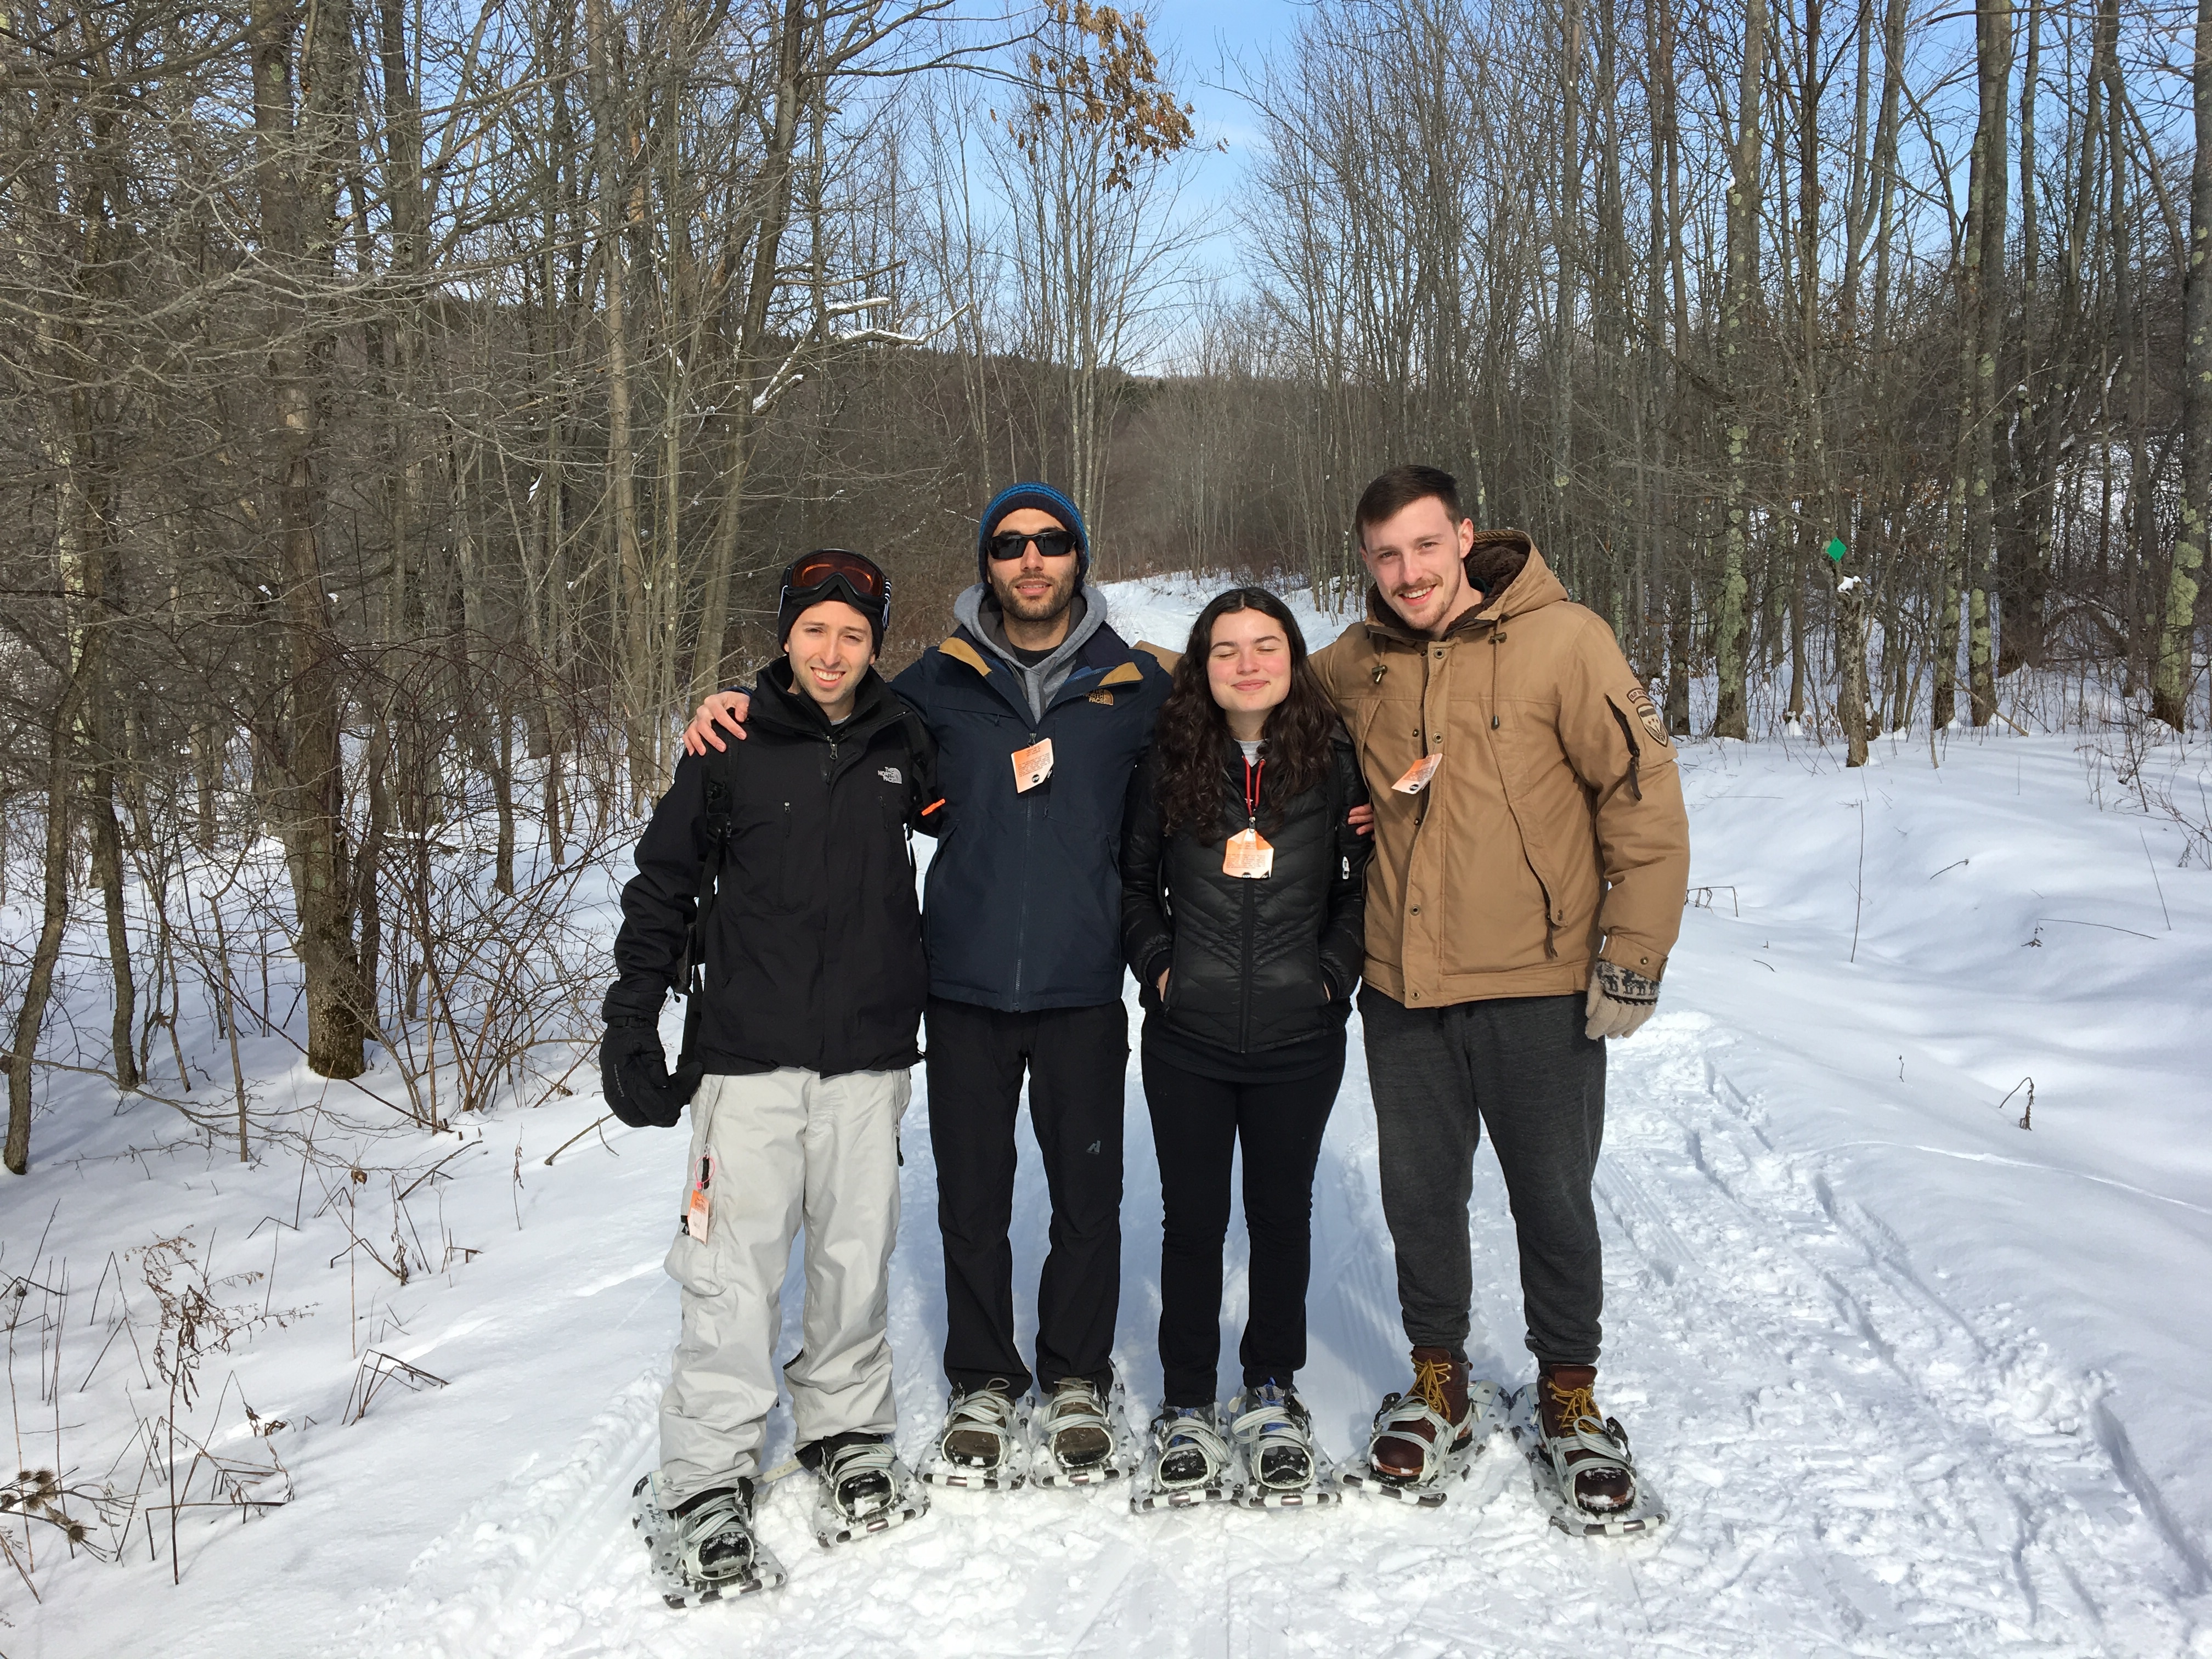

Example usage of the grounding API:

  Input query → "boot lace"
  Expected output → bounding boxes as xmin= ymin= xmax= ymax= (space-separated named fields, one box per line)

xmin=1544 ymin=1378 xmax=1602 ymax=1438
xmin=1413 ymin=1354 xmax=1455 ymax=1419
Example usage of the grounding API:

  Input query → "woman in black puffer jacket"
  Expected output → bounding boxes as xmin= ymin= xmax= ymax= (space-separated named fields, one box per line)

xmin=1119 ymin=586 xmax=1370 ymax=1500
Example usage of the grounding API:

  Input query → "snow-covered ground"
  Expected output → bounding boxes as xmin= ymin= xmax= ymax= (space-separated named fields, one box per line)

xmin=8 ymin=576 xmax=2212 ymax=1656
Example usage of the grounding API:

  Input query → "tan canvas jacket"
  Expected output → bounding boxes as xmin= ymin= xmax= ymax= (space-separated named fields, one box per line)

xmin=1310 ymin=533 xmax=1690 ymax=1009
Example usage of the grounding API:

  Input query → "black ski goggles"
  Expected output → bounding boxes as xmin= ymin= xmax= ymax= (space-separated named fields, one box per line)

xmin=984 ymin=528 xmax=1081 ymax=562
xmin=782 ymin=548 xmax=888 ymax=601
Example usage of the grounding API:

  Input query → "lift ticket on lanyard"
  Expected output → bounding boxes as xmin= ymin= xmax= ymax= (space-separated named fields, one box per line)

xmin=1392 ymin=753 xmax=1443 ymax=794
xmin=683 ymin=1150 xmax=715 ymax=1242
xmin=1223 ymin=827 xmax=1275 ymax=879
xmin=1012 ymin=738 xmax=1056 ymax=793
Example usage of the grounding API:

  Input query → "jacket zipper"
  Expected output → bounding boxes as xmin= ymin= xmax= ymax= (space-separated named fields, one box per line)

xmin=1238 ymin=758 xmax=1256 ymax=1050
xmin=1013 ymin=726 xmax=1037 ymax=1007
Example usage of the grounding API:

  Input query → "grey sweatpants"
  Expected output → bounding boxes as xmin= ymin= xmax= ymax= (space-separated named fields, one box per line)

xmin=1358 ymin=989 xmax=1606 ymax=1368
xmin=659 ymin=1067 xmax=909 ymax=1504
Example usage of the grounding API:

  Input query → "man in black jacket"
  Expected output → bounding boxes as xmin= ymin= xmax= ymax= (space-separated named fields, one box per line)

xmin=603 ymin=551 xmax=938 ymax=1595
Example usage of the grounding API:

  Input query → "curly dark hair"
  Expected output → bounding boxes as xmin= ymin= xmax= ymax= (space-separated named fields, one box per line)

xmin=1154 ymin=588 xmax=1342 ymax=842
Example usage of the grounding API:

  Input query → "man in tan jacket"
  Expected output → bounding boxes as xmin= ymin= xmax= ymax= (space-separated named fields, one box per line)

xmin=1316 ymin=465 xmax=1689 ymax=1532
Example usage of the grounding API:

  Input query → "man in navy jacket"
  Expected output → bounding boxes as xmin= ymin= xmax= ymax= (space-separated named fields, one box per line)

xmin=684 ymin=484 xmax=1172 ymax=1483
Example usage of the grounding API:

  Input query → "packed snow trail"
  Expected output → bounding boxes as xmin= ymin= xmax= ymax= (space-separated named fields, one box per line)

xmin=12 ymin=579 xmax=2212 ymax=1655
xmin=326 ymin=1002 xmax=2202 ymax=1659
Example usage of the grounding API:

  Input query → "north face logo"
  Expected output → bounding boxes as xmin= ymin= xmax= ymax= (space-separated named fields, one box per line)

xmin=878 ymin=765 xmax=902 ymax=785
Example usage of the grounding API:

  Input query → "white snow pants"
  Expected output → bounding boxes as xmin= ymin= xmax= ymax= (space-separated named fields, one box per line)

xmin=658 ymin=1066 xmax=908 ymax=1504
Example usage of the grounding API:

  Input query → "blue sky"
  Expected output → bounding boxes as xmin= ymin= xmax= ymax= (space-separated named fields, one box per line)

xmin=1142 ymin=1 xmax=1306 ymax=281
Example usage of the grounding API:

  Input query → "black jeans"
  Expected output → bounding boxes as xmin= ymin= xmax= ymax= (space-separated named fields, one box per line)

xmin=1141 ymin=1044 xmax=1343 ymax=1406
xmin=925 ymin=997 xmax=1128 ymax=1396
xmin=1358 ymin=989 xmax=1606 ymax=1368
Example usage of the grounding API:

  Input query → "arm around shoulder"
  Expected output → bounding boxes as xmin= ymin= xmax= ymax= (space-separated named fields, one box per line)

xmin=1119 ymin=748 xmax=1175 ymax=991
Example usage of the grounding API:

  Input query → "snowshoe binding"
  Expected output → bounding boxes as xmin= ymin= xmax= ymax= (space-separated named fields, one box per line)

xmin=1340 ymin=1347 xmax=1504 ymax=1506
xmin=1030 ymin=1376 xmax=1140 ymax=1488
xmin=1227 ymin=1384 xmax=1339 ymax=1508
xmin=1131 ymin=1403 xmax=1241 ymax=1512
xmin=1508 ymin=1367 xmax=1669 ymax=1538
xmin=917 ymin=1383 xmax=1032 ymax=1491
xmin=800 ymin=1431 xmax=928 ymax=1548
xmin=632 ymin=1471 xmax=788 ymax=1606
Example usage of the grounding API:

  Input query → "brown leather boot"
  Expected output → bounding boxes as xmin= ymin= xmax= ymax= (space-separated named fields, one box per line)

xmin=1537 ymin=1364 xmax=1634 ymax=1513
xmin=1369 ymin=1347 xmax=1476 ymax=1481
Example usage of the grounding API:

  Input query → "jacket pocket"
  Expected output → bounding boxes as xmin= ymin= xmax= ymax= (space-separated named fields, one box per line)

xmin=729 ymin=799 xmax=800 ymax=913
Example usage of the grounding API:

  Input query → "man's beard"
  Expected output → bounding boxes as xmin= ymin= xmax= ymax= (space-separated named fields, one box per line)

xmin=991 ymin=568 xmax=1077 ymax=625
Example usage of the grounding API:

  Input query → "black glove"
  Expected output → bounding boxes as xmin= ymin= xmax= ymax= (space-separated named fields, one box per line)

xmin=600 ymin=1021 xmax=702 ymax=1128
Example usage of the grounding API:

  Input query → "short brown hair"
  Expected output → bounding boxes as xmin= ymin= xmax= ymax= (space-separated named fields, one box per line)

xmin=1355 ymin=465 xmax=1463 ymax=544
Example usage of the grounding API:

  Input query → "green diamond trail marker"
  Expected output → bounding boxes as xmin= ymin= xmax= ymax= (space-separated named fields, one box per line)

xmin=1825 ymin=537 xmax=1848 ymax=563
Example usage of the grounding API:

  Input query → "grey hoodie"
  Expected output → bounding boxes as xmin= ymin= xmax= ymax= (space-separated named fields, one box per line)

xmin=952 ymin=581 xmax=1113 ymax=723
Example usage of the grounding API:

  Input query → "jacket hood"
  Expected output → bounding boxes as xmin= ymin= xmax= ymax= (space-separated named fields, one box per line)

xmin=953 ymin=580 xmax=1109 ymax=667
xmin=1470 ymin=534 xmax=1566 ymax=622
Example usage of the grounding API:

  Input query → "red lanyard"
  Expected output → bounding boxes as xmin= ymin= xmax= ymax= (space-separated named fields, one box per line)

xmin=1243 ymin=757 xmax=1264 ymax=820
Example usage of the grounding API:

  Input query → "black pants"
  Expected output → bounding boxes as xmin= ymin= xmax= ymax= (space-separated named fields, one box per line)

xmin=1358 ymin=989 xmax=1606 ymax=1368
xmin=925 ymin=996 xmax=1128 ymax=1396
xmin=1142 ymin=1046 xmax=1342 ymax=1407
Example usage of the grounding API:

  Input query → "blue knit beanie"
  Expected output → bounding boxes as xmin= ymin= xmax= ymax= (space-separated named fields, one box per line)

xmin=977 ymin=482 xmax=1090 ymax=585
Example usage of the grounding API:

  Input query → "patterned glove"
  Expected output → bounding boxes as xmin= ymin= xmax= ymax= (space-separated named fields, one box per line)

xmin=1583 ymin=960 xmax=1660 ymax=1040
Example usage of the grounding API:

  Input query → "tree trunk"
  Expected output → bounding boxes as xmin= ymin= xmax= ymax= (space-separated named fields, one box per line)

xmin=6 ymin=667 xmax=87 ymax=1175
xmin=254 ymin=0 xmax=370 ymax=1079
xmin=1713 ymin=0 xmax=1765 ymax=740
xmin=2155 ymin=0 xmax=2211 ymax=729
xmin=1967 ymin=0 xmax=2013 ymax=727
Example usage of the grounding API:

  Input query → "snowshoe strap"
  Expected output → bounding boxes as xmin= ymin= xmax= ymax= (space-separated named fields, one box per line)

xmin=940 ymin=1389 xmax=1018 ymax=1457
xmin=1538 ymin=1396 xmax=1636 ymax=1488
xmin=1041 ymin=1382 xmax=1111 ymax=1438
xmin=1230 ymin=1392 xmax=1312 ymax=1477
xmin=674 ymin=1488 xmax=754 ymax=1582
xmin=1370 ymin=1393 xmax=1460 ymax=1482
xmin=1154 ymin=1409 xmax=1234 ymax=1483
xmin=822 ymin=1440 xmax=899 ymax=1518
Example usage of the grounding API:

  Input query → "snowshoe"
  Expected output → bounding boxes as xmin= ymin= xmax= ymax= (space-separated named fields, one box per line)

xmin=1030 ymin=1376 xmax=1140 ymax=1488
xmin=1227 ymin=1385 xmax=1340 ymax=1509
xmin=1131 ymin=1403 xmax=1241 ymax=1512
xmin=1506 ymin=1374 xmax=1669 ymax=1538
xmin=1340 ymin=1348 xmax=1505 ymax=1507
xmin=917 ymin=1384 xmax=1032 ymax=1491
xmin=632 ymin=1471 xmax=788 ymax=1606
xmin=800 ymin=1432 xmax=928 ymax=1548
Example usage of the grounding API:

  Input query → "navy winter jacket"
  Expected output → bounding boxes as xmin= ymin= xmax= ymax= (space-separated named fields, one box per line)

xmin=893 ymin=618 xmax=1172 ymax=1011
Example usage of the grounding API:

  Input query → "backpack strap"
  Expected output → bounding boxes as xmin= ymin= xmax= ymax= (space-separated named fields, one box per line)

xmin=674 ymin=770 xmax=734 ymax=1071
xmin=895 ymin=707 xmax=944 ymax=827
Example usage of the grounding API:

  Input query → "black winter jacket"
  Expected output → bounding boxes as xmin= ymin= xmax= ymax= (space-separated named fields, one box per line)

xmin=893 ymin=622 xmax=1172 ymax=1011
xmin=1120 ymin=729 xmax=1370 ymax=1055
xmin=603 ymin=664 xmax=937 ymax=1077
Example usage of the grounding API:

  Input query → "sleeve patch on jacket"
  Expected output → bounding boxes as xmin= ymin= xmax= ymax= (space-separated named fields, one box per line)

xmin=1625 ymin=685 xmax=1672 ymax=748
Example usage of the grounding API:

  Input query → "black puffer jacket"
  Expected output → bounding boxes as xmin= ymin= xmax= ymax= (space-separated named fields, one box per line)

xmin=604 ymin=663 xmax=936 ymax=1077
xmin=1120 ymin=729 xmax=1369 ymax=1054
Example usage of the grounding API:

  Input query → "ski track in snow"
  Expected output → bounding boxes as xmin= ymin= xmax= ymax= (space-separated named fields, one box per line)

xmin=334 ymin=1008 xmax=2207 ymax=1658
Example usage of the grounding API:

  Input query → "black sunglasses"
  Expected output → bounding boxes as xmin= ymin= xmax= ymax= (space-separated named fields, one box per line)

xmin=985 ymin=529 xmax=1080 ymax=562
